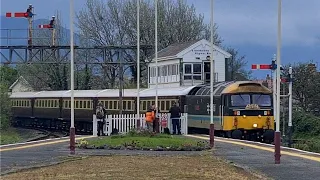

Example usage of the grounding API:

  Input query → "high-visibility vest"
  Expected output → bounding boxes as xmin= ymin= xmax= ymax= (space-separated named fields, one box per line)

xmin=145 ymin=111 xmax=155 ymax=122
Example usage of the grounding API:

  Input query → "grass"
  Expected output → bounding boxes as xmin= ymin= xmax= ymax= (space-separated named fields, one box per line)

xmin=1 ymin=154 xmax=265 ymax=180
xmin=0 ymin=127 xmax=21 ymax=145
xmin=85 ymin=134 xmax=202 ymax=149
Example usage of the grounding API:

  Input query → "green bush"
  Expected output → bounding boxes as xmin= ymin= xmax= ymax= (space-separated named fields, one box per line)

xmin=292 ymin=109 xmax=320 ymax=137
xmin=0 ymin=83 xmax=11 ymax=130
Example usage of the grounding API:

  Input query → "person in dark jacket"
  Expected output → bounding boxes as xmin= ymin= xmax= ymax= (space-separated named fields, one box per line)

xmin=96 ymin=102 xmax=107 ymax=136
xmin=151 ymin=104 xmax=160 ymax=132
xmin=169 ymin=102 xmax=181 ymax=135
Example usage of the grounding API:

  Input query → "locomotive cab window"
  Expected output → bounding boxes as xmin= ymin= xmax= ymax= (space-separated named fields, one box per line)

xmin=252 ymin=94 xmax=272 ymax=107
xmin=230 ymin=94 xmax=250 ymax=107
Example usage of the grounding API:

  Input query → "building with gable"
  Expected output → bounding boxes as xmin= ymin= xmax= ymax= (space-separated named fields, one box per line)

xmin=9 ymin=76 xmax=34 ymax=93
xmin=147 ymin=39 xmax=232 ymax=88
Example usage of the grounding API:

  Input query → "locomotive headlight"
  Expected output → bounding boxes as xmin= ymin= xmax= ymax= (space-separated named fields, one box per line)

xmin=258 ymin=115 xmax=262 ymax=118
xmin=253 ymin=123 xmax=258 ymax=128
xmin=243 ymin=115 xmax=246 ymax=118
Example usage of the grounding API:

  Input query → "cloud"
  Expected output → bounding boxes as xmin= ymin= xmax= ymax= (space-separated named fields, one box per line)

xmin=189 ymin=0 xmax=320 ymax=47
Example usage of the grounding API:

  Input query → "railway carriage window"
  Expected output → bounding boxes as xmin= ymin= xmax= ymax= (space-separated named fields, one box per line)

xmin=87 ymin=101 xmax=90 ymax=109
xmin=80 ymin=101 xmax=83 ymax=108
xmin=252 ymin=94 xmax=271 ymax=107
xmin=142 ymin=101 xmax=146 ymax=110
xmin=54 ymin=100 xmax=57 ymax=107
xmin=75 ymin=101 xmax=79 ymax=108
xmin=166 ymin=101 xmax=170 ymax=110
xmin=123 ymin=101 xmax=127 ymax=110
xmin=44 ymin=100 xmax=47 ymax=107
xmin=161 ymin=101 xmax=165 ymax=111
xmin=231 ymin=94 xmax=250 ymax=107
xmin=113 ymin=101 xmax=118 ymax=109
xmin=147 ymin=101 xmax=150 ymax=109
xmin=104 ymin=101 xmax=108 ymax=109
xmin=68 ymin=101 xmax=71 ymax=108
xmin=109 ymin=101 xmax=113 ymax=109
xmin=83 ymin=101 xmax=87 ymax=109
xmin=128 ymin=101 xmax=132 ymax=110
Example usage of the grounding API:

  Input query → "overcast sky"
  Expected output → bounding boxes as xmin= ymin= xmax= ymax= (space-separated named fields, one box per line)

xmin=1 ymin=0 xmax=319 ymax=47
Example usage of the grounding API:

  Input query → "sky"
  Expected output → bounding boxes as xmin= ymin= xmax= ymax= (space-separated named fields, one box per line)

xmin=1 ymin=0 xmax=319 ymax=78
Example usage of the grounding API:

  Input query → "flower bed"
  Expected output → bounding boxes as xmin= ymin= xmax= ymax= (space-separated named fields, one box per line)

xmin=77 ymin=128 xmax=211 ymax=151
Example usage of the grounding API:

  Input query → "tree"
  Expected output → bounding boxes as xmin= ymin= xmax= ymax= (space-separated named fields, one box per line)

xmin=225 ymin=47 xmax=252 ymax=80
xmin=0 ymin=66 xmax=18 ymax=129
xmin=76 ymin=0 xmax=223 ymax=87
xmin=282 ymin=62 xmax=320 ymax=115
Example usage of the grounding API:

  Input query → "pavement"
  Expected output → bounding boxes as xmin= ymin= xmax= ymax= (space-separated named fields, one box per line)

xmin=0 ymin=135 xmax=204 ymax=175
xmin=186 ymin=134 xmax=320 ymax=180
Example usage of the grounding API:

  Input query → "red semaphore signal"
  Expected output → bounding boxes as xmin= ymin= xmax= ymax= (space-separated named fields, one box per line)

xmin=6 ymin=12 xmax=29 ymax=18
xmin=251 ymin=64 xmax=272 ymax=70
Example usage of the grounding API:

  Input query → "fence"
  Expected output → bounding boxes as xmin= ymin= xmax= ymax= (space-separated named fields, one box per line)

xmin=92 ymin=113 xmax=188 ymax=136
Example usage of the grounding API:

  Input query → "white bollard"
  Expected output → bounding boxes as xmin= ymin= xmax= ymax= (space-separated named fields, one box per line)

xmin=92 ymin=114 xmax=98 ymax=136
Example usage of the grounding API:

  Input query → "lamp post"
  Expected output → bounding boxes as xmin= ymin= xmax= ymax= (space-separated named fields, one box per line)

xmin=69 ymin=0 xmax=75 ymax=155
xmin=209 ymin=0 xmax=215 ymax=148
xmin=137 ymin=0 xmax=140 ymax=127
xmin=154 ymin=0 xmax=159 ymax=132
xmin=275 ymin=0 xmax=282 ymax=164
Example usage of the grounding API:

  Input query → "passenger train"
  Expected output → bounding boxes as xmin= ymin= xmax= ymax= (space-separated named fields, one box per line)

xmin=9 ymin=81 xmax=275 ymax=142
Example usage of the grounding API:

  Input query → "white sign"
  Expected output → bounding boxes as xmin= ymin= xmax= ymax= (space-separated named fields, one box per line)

xmin=207 ymin=103 xmax=216 ymax=114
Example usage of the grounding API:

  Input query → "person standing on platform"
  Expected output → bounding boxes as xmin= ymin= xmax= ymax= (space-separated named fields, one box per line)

xmin=96 ymin=102 xmax=107 ymax=136
xmin=145 ymin=106 xmax=155 ymax=132
xmin=151 ymin=104 xmax=160 ymax=132
xmin=169 ymin=102 xmax=181 ymax=135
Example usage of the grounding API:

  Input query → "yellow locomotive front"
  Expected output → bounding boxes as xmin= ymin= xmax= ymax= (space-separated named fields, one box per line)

xmin=221 ymin=82 xmax=275 ymax=142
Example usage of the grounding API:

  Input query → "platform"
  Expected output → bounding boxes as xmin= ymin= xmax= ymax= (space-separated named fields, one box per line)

xmin=1 ymin=134 xmax=320 ymax=180
xmin=0 ymin=135 xmax=95 ymax=175
xmin=187 ymin=135 xmax=320 ymax=180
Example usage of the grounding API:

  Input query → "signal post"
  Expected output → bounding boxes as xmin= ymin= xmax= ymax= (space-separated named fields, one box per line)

xmin=252 ymin=60 xmax=281 ymax=164
xmin=39 ymin=16 xmax=56 ymax=46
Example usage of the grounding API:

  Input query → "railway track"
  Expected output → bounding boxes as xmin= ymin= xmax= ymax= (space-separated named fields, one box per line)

xmin=27 ymin=130 xmax=68 ymax=142
xmin=16 ymin=127 xmax=69 ymax=142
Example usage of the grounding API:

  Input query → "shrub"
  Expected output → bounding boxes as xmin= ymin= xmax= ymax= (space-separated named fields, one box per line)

xmin=292 ymin=110 xmax=320 ymax=137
